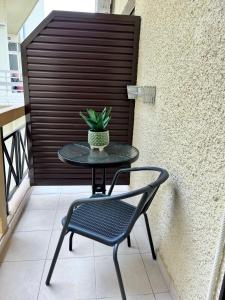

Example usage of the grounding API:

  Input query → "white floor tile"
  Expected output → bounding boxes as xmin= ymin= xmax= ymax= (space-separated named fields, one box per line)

xmin=38 ymin=257 xmax=96 ymax=300
xmin=53 ymin=209 xmax=67 ymax=230
xmin=58 ymin=193 xmax=90 ymax=210
xmin=155 ymin=293 xmax=173 ymax=300
xmin=25 ymin=194 xmax=60 ymax=210
xmin=95 ymin=254 xmax=152 ymax=298
xmin=142 ymin=254 xmax=169 ymax=293
xmin=135 ymin=215 xmax=145 ymax=226
xmin=107 ymin=185 xmax=130 ymax=193
xmin=0 ymin=260 xmax=44 ymax=300
xmin=32 ymin=186 xmax=61 ymax=194
xmin=61 ymin=185 xmax=92 ymax=194
xmin=133 ymin=225 xmax=153 ymax=254
xmin=98 ymin=295 xmax=155 ymax=300
xmin=47 ymin=230 xmax=94 ymax=259
xmin=94 ymin=233 xmax=139 ymax=256
xmin=16 ymin=210 xmax=56 ymax=231
xmin=2 ymin=231 xmax=51 ymax=261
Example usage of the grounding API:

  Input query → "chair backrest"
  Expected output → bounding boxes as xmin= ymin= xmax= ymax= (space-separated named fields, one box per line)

xmin=109 ymin=167 xmax=169 ymax=237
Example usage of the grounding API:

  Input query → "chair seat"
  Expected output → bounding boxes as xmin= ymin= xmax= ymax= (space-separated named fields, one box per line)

xmin=62 ymin=200 xmax=136 ymax=246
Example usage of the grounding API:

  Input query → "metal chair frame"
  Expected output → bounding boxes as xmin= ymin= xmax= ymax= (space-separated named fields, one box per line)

xmin=45 ymin=167 xmax=169 ymax=300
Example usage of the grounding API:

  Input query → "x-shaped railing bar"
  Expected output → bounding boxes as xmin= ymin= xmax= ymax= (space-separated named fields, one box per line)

xmin=3 ymin=137 xmax=18 ymax=200
xmin=2 ymin=125 xmax=28 ymax=206
xmin=19 ymin=131 xmax=29 ymax=174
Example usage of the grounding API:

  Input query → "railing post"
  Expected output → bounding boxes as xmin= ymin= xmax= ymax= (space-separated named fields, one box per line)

xmin=0 ymin=127 xmax=8 ymax=234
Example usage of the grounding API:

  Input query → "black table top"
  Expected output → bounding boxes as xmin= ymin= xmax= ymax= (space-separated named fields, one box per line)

xmin=58 ymin=142 xmax=139 ymax=168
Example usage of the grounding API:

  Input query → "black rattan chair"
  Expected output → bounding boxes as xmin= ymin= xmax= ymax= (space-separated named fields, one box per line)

xmin=46 ymin=167 xmax=169 ymax=300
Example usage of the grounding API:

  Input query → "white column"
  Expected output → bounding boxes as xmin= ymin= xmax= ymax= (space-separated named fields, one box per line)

xmin=0 ymin=0 xmax=10 ymax=71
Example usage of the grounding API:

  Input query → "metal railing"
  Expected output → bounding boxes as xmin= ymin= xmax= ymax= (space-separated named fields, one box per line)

xmin=1 ymin=124 xmax=28 ymax=213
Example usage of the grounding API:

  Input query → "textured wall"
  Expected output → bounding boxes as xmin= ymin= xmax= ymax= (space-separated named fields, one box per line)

xmin=114 ymin=1 xmax=225 ymax=299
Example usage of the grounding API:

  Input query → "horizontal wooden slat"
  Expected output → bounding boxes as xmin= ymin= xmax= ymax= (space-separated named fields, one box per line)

xmin=28 ymin=42 xmax=133 ymax=54
xmin=29 ymin=84 xmax=127 ymax=94
xmin=33 ymin=179 xmax=129 ymax=185
xmin=27 ymin=49 xmax=132 ymax=61
xmin=31 ymin=123 xmax=128 ymax=130
xmin=33 ymin=162 xmax=125 ymax=171
xmin=32 ymin=134 xmax=127 ymax=143
xmin=54 ymin=13 xmax=135 ymax=25
xmin=48 ymin=21 xmax=134 ymax=32
xmin=31 ymin=131 xmax=127 ymax=141
xmin=42 ymin=28 xmax=134 ymax=40
xmin=34 ymin=173 xmax=129 ymax=179
xmin=34 ymin=168 xmax=127 ymax=175
xmin=29 ymin=91 xmax=128 ymax=99
xmin=28 ymin=63 xmax=131 ymax=74
xmin=29 ymin=98 xmax=130 ymax=106
xmin=30 ymin=111 xmax=129 ymax=119
xmin=27 ymin=56 xmax=132 ymax=68
xmin=28 ymin=71 xmax=131 ymax=81
xmin=34 ymin=35 xmax=133 ymax=47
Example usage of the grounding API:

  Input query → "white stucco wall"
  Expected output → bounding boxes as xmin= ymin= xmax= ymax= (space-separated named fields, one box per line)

xmin=114 ymin=1 xmax=225 ymax=299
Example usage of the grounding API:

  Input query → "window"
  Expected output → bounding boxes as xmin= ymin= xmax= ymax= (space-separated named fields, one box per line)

xmin=9 ymin=54 xmax=18 ymax=71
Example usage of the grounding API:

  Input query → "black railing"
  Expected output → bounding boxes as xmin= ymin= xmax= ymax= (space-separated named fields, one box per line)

xmin=1 ymin=125 xmax=28 ymax=213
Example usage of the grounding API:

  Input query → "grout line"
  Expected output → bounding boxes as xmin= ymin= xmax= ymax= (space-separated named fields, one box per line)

xmin=93 ymin=246 xmax=97 ymax=299
xmin=36 ymin=198 xmax=60 ymax=300
xmin=1 ymin=258 xmax=46 ymax=263
xmin=140 ymin=252 xmax=156 ymax=300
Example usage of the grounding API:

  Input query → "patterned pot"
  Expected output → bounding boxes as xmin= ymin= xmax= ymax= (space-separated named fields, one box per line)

xmin=88 ymin=130 xmax=109 ymax=151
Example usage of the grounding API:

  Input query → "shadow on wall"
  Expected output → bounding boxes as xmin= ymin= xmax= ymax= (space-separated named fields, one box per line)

xmin=150 ymin=180 xmax=189 ymax=250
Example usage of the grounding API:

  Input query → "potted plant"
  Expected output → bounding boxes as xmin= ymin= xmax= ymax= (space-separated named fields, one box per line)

xmin=80 ymin=107 xmax=112 ymax=151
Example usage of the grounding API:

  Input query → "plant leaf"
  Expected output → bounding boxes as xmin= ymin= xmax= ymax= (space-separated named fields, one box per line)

xmin=87 ymin=108 xmax=97 ymax=123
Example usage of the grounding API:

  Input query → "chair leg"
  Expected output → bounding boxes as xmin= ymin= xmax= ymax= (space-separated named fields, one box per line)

xmin=113 ymin=244 xmax=127 ymax=300
xmin=69 ymin=232 xmax=74 ymax=251
xmin=144 ymin=212 xmax=156 ymax=260
xmin=45 ymin=227 xmax=67 ymax=285
xmin=127 ymin=235 xmax=131 ymax=248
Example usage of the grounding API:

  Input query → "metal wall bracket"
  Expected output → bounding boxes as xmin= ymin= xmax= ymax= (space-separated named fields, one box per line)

xmin=127 ymin=85 xmax=156 ymax=104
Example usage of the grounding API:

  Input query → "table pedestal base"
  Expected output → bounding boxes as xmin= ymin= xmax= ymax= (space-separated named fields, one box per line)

xmin=92 ymin=168 xmax=106 ymax=195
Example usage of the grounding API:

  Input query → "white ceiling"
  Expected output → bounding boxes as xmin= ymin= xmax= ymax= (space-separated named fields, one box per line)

xmin=6 ymin=0 xmax=38 ymax=34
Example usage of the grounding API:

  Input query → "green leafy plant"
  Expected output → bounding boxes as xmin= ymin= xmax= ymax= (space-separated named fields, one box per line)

xmin=80 ymin=107 xmax=112 ymax=132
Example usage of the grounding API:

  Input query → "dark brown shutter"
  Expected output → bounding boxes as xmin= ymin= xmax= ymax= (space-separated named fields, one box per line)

xmin=21 ymin=11 xmax=140 ymax=186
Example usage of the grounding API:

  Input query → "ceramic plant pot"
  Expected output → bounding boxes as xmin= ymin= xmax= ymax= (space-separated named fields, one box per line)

xmin=88 ymin=130 xmax=109 ymax=151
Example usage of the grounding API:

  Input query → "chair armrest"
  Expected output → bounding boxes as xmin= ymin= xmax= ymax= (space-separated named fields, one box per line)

xmin=108 ymin=166 xmax=169 ymax=195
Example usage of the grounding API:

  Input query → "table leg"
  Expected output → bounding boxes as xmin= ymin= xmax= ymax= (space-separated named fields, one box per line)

xmin=91 ymin=167 xmax=106 ymax=195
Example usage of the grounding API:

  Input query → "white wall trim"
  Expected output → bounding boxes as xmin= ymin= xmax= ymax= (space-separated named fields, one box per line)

xmin=157 ymin=253 xmax=180 ymax=300
xmin=122 ymin=0 xmax=135 ymax=15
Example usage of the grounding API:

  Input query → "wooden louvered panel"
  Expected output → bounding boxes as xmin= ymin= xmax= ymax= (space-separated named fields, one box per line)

xmin=21 ymin=11 xmax=140 ymax=186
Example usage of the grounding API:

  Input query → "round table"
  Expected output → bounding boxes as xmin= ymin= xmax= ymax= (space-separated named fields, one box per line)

xmin=58 ymin=142 xmax=139 ymax=195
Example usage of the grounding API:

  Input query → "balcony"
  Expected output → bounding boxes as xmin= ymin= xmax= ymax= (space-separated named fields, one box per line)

xmin=0 ymin=1 xmax=224 ymax=300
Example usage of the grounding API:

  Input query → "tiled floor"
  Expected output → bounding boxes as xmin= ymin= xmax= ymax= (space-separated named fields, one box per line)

xmin=0 ymin=186 xmax=173 ymax=300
